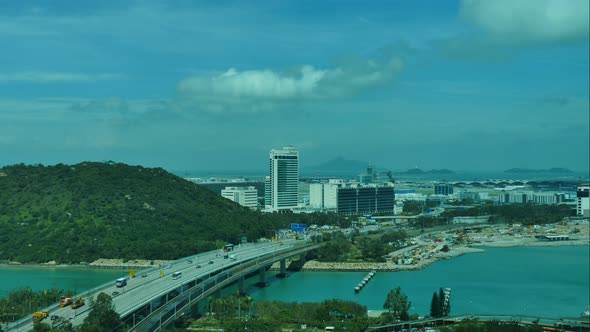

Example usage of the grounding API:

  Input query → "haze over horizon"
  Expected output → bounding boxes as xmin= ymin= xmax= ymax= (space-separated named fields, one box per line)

xmin=1 ymin=1 xmax=589 ymax=173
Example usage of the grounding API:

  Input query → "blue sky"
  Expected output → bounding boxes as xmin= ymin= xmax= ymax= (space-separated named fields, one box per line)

xmin=1 ymin=0 xmax=588 ymax=172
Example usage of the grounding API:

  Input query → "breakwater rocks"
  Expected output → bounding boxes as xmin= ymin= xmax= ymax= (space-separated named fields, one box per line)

xmin=299 ymin=247 xmax=485 ymax=272
xmin=88 ymin=258 xmax=170 ymax=269
xmin=1 ymin=258 xmax=170 ymax=269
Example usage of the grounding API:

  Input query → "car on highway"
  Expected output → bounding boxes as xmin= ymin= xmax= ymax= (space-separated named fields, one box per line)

xmin=50 ymin=315 xmax=59 ymax=321
xmin=208 ymin=260 xmax=214 ymax=264
xmin=196 ymin=264 xmax=202 ymax=268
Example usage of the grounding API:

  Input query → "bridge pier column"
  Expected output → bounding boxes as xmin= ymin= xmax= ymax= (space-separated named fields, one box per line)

xmin=255 ymin=268 xmax=268 ymax=287
xmin=238 ymin=276 xmax=245 ymax=294
xmin=277 ymin=259 xmax=288 ymax=278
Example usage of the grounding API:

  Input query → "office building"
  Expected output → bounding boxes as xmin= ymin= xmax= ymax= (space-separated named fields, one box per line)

xmin=434 ymin=183 xmax=454 ymax=195
xmin=309 ymin=181 xmax=339 ymax=210
xmin=309 ymin=180 xmax=394 ymax=214
xmin=577 ymin=184 xmax=590 ymax=217
xmin=221 ymin=186 xmax=258 ymax=210
xmin=265 ymin=146 xmax=299 ymax=211
xmin=309 ymin=183 xmax=324 ymax=209
xmin=498 ymin=191 xmax=565 ymax=205
xmin=336 ymin=183 xmax=395 ymax=215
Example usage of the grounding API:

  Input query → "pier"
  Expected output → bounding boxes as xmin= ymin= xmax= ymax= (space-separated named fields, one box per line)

xmin=354 ymin=270 xmax=376 ymax=293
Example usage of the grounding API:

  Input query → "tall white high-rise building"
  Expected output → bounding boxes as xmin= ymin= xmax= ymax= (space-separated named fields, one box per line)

xmin=266 ymin=146 xmax=299 ymax=211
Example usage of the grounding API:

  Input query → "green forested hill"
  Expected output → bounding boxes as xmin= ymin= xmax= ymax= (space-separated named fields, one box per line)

xmin=0 ymin=162 xmax=301 ymax=263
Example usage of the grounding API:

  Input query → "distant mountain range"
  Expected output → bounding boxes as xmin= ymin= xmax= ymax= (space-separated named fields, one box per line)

xmin=289 ymin=157 xmax=582 ymax=179
xmin=396 ymin=168 xmax=456 ymax=175
xmin=302 ymin=157 xmax=375 ymax=176
xmin=503 ymin=168 xmax=574 ymax=174
xmin=302 ymin=158 xmax=460 ymax=177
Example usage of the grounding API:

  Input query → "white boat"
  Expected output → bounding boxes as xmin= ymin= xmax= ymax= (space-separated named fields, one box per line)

xmin=582 ymin=305 xmax=590 ymax=317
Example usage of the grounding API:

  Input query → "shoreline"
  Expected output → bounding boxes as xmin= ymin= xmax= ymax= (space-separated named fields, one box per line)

xmin=3 ymin=241 xmax=587 ymax=271
xmin=3 ymin=241 xmax=587 ymax=272
xmin=280 ymin=238 xmax=589 ymax=273
xmin=0 ymin=258 xmax=170 ymax=270
xmin=3 ymin=223 xmax=588 ymax=271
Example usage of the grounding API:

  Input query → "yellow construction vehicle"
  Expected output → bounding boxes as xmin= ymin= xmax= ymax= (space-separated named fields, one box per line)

xmin=71 ymin=297 xmax=85 ymax=309
xmin=32 ymin=310 xmax=49 ymax=323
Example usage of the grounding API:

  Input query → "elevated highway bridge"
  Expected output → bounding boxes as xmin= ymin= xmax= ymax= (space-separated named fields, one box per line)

xmin=6 ymin=239 xmax=320 ymax=332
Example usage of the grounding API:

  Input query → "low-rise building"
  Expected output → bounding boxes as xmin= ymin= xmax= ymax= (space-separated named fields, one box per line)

xmin=498 ymin=191 xmax=566 ymax=205
xmin=221 ymin=186 xmax=258 ymax=210
xmin=309 ymin=180 xmax=395 ymax=215
xmin=336 ymin=183 xmax=394 ymax=215
xmin=577 ymin=184 xmax=590 ymax=217
xmin=434 ymin=183 xmax=454 ymax=195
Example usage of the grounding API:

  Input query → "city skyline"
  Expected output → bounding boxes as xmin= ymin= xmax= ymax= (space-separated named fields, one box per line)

xmin=1 ymin=1 xmax=588 ymax=172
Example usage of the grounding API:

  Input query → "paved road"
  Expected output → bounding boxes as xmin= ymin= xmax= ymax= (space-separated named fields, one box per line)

xmin=7 ymin=239 xmax=299 ymax=331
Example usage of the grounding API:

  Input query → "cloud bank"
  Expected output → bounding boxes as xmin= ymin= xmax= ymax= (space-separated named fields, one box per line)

xmin=460 ymin=0 xmax=589 ymax=45
xmin=176 ymin=54 xmax=403 ymax=112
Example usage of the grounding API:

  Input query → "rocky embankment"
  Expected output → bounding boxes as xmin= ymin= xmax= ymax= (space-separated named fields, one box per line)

xmin=88 ymin=258 xmax=170 ymax=269
xmin=296 ymin=247 xmax=484 ymax=272
xmin=279 ymin=222 xmax=589 ymax=272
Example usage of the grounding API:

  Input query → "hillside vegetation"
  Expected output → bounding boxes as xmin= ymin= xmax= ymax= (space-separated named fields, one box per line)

xmin=0 ymin=162 xmax=325 ymax=263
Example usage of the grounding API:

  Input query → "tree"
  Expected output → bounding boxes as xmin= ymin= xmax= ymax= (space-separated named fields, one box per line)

xmin=79 ymin=292 xmax=124 ymax=332
xmin=430 ymin=291 xmax=441 ymax=317
xmin=49 ymin=318 xmax=73 ymax=332
xmin=32 ymin=322 xmax=51 ymax=332
xmin=383 ymin=287 xmax=411 ymax=321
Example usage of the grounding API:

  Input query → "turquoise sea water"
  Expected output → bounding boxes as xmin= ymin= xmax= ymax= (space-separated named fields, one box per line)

xmin=1 ymin=246 xmax=588 ymax=318
xmin=0 ymin=266 xmax=127 ymax=298
xmin=251 ymin=246 xmax=590 ymax=318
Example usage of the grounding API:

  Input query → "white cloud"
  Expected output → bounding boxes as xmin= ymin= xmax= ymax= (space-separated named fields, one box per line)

xmin=176 ymin=54 xmax=403 ymax=112
xmin=178 ymin=66 xmax=326 ymax=99
xmin=0 ymin=72 xmax=122 ymax=83
xmin=460 ymin=0 xmax=589 ymax=44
